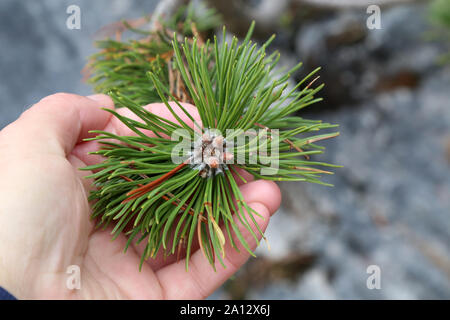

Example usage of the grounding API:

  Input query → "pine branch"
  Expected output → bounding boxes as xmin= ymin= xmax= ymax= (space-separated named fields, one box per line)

xmin=86 ymin=3 xmax=222 ymax=106
xmin=84 ymin=7 xmax=339 ymax=270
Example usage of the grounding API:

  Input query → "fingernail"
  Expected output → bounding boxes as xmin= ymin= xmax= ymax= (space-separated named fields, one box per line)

xmin=247 ymin=202 xmax=270 ymax=219
xmin=87 ymin=94 xmax=106 ymax=103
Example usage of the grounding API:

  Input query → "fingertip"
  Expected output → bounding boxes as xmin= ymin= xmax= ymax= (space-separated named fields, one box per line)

xmin=247 ymin=202 xmax=271 ymax=226
xmin=110 ymin=101 xmax=201 ymax=137
xmin=87 ymin=94 xmax=115 ymax=109
xmin=71 ymin=141 xmax=105 ymax=167
xmin=240 ymin=180 xmax=281 ymax=216
xmin=232 ymin=167 xmax=255 ymax=186
xmin=145 ymin=102 xmax=201 ymax=128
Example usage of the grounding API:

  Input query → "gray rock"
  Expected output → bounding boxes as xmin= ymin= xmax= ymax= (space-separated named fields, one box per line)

xmin=222 ymin=3 xmax=450 ymax=300
xmin=295 ymin=4 xmax=446 ymax=106
xmin=0 ymin=0 xmax=158 ymax=129
xmin=242 ymin=65 xmax=450 ymax=299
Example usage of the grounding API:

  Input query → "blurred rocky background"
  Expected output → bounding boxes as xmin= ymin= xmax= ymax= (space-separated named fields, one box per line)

xmin=0 ymin=0 xmax=159 ymax=128
xmin=1 ymin=0 xmax=449 ymax=299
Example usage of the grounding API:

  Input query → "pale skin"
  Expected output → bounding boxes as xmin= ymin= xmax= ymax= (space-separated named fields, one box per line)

xmin=0 ymin=93 xmax=281 ymax=299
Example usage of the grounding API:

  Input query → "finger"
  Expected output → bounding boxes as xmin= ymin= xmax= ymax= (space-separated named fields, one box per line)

xmin=237 ymin=180 xmax=281 ymax=214
xmin=110 ymin=102 xmax=201 ymax=137
xmin=1 ymin=93 xmax=113 ymax=156
xmin=155 ymin=180 xmax=281 ymax=299
xmin=86 ymin=93 xmax=115 ymax=110
xmin=231 ymin=166 xmax=255 ymax=186
xmin=73 ymin=102 xmax=201 ymax=166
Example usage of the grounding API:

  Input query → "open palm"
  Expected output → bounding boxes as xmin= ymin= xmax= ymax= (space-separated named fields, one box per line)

xmin=0 ymin=93 xmax=280 ymax=299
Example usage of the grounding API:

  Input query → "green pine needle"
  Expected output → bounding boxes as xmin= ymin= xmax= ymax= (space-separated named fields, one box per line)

xmin=84 ymin=9 xmax=339 ymax=270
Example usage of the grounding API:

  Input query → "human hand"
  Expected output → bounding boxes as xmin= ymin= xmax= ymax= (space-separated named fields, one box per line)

xmin=0 ymin=93 xmax=281 ymax=299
